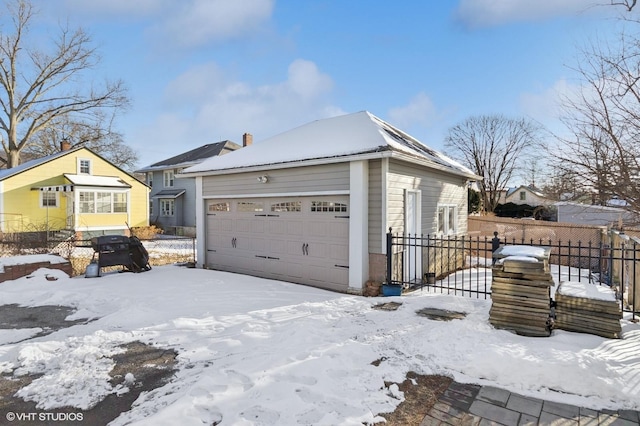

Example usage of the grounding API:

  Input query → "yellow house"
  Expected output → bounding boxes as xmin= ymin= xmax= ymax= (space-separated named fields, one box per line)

xmin=0 ymin=145 xmax=149 ymax=238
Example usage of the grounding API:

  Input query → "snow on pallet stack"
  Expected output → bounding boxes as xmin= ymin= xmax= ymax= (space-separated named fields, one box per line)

xmin=555 ymin=281 xmax=622 ymax=339
xmin=490 ymin=245 xmax=553 ymax=337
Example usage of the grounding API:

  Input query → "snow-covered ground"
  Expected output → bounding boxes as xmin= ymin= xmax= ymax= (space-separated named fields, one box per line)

xmin=0 ymin=256 xmax=638 ymax=425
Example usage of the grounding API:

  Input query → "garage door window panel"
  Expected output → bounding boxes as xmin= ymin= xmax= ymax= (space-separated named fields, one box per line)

xmin=311 ymin=201 xmax=348 ymax=213
xmin=209 ymin=202 xmax=230 ymax=212
xmin=238 ymin=202 xmax=264 ymax=212
xmin=271 ymin=201 xmax=301 ymax=212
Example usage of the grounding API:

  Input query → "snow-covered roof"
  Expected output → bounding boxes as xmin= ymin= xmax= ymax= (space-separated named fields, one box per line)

xmin=64 ymin=174 xmax=131 ymax=188
xmin=554 ymin=201 xmax=627 ymax=212
xmin=0 ymin=148 xmax=81 ymax=181
xmin=182 ymin=111 xmax=478 ymax=178
xmin=135 ymin=141 xmax=241 ymax=173
xmin=0 ymin=147 xmax=145 ymax=188
xmin=506 ymin=185 xmax=546 ymax=198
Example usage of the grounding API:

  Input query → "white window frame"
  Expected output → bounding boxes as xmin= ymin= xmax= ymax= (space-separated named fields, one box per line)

xmin=79 ymin=191 xmax=95 ymax=213
xmin=148 ymin=173 xmax=153 ymax=188
xmin=113 ymin=192 xmax=128 ymax=213
xmin=437 ymin=204 xmax=458 ymax=235
xmin=163 ymin=170 xmax=174 ymax=188
xmin=40 ymin=191 xmax=59 ymax=208
xmin=78 ymin=190 xmax=129 ymax=214
xmin=404 ymin=189 xmax=422 ymax=282
xmin=161 ymin=199 xmax=175 ymax=216
xmin=77 ymin=158 xmax=92 ymax=175
xmin=519 ymin=191 xmax=526 ymax=201
xmin=96 ymin=192 xmax=112 ymax=213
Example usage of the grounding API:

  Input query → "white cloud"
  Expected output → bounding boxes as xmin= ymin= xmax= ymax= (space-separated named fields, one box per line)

xmin=164 ymin=63 xmax=228 ymax=105
xmin=519 ymin=80 xmax=569 ymax=121
xmin=287 ymin=59 xmax=334 ymax=99
xmin=154 ymin=0 xmax=274 ymax=48
xmin=454 ymin=0 xmax=609 ymax=28
xmin=388 ymin=92 xmax=439 ymax=129
xmin=61 ymin=0 xmax=169 ymax=18
xmin=58 ymin=0 xmax=274 ymax=48
xmin=388 ymin=92 xmax=445 ymax=129
xmin=519 ymin=79 xmax=580 ymax=139
xmin=132 ymin=59 xmax=344 ymax=165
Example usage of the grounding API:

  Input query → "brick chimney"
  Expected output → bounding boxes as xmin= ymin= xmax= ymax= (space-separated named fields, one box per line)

xmin=243 ymin=133 xmax=253 ymax=147
xmin=60 ymin=139 xmax=71 ymax=152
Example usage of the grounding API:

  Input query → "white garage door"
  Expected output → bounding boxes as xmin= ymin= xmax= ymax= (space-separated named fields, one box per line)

xmin=205 ymin=196 xmax=349 ymax=291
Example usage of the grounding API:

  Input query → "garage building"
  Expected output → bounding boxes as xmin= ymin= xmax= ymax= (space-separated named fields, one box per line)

xmin=181 ymin=111 xmax=479 ymax=294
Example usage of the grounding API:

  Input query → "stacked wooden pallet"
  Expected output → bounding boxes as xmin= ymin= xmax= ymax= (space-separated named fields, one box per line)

xmin=490 ymin=246 xmax=553 ymax=337
xmin=555 ymin=281 xmax=622 ymax=339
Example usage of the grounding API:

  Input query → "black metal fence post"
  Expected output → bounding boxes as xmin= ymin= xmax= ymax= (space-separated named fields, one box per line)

xmin=491 ymin=231 xmax=500 ymax=264
xmin=386 ymin=227 xmax=393 ymax=284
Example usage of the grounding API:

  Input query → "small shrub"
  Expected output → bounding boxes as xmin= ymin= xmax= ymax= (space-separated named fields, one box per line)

xmin=131 ymin=225 xmax=164 ymax=240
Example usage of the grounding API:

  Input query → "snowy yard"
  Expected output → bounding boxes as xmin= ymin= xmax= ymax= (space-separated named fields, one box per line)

xmin=0 ymin=258 xmax=639 ymax=425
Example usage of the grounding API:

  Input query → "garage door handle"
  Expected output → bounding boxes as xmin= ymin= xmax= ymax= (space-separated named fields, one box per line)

xmin=232 ymin=237 xmax=237 ymax=248
xmin=303 ymin=243 xmax=309 ymax=255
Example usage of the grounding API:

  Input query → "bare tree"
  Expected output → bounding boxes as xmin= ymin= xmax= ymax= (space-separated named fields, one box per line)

xmin=22 ymin=113 xmax=139 ymax=171
xmin=444 ymin=115 xmax=541 ymax=213
xmin=0 ymin=0 xmax=128 ymax=168
xmin=555 ymin=30 xmax=640 ymax=211
xmin=611 ymin=0 xmax=637 ymax=11
xmin=540 ymin=167 xmax=586 ymax=202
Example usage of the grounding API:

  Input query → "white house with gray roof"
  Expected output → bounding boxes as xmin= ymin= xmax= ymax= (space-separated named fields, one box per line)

xmin=180 ymin=111 xmax=480 ymax=294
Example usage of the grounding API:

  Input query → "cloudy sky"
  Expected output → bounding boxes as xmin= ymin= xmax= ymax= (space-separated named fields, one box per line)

xmin=27 ymin=0 xmax=627 ymax=168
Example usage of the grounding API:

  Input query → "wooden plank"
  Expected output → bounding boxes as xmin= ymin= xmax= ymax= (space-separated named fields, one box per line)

xmin=491 ymin=294 xmax=551 ymax=310
xmin=555 ymin=306 xmax=621 ymax=320
xmin=492 ymin=282 xmax=551 ymax=298
xmin=554 ymin=322 xmax=620 ymax=339
xmin=555 ymin=313 xmax=622 ymax=331
xmin=493 ymin=276 xmax=553 ymax=288
xmin=489 ymin=310 xmax=551 ymax=325
xmin=555 ymin=295 xmax=621 ymax=314
xmin=489 ymin=307 xmax=550 ymax=322
xmin=554 ymin=320 xmax=621 ymax=335
xmin=492 ymin=270 xmax=554 ymax=282
xmin=503 ymin=264 xmax=549 ymax=274
xmin=491 ymin=300 xmax=551 ymax=312
xmin=489 ymin=319 xmax=551 ymax=337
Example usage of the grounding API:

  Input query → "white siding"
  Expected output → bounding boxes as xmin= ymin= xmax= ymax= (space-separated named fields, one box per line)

xmin=387 ymin=160 xmax=468 ymax=236
xmin=202 ymin=163 xmax=350 ymax=196
xmin=368 ymin=159 xmax=383 ymax=253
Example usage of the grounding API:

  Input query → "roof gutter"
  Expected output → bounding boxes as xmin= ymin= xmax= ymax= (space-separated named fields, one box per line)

xmin=178 ymin=149 xmax=482 ymax=182
xmin=177 ymin=150 xmax=393 ymax=178
xmin=389 ymin=151 xmax=483 ymax=181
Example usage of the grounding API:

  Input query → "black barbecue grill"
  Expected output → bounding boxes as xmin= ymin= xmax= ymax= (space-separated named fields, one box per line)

xmin=89 ymin=235 xmax=151 ymax=276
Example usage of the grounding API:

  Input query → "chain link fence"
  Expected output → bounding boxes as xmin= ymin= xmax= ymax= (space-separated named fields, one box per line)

xmin=1 ymin=235 xmax=196 ymax=277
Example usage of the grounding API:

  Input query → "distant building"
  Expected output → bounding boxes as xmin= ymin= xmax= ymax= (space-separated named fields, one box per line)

xmin=555 ymin=202 xmax=637 ymax=227
xmin=498 ymin=185 xmax=552 ymax=206
xmin=0 ymin=143 xmax=149 ymax=239
xmin=136 ymin=138 xmax=247 ymax=235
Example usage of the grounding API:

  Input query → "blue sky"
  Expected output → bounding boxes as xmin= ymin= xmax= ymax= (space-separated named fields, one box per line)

xmin=30 ymin=0 xmax=625 ymax=169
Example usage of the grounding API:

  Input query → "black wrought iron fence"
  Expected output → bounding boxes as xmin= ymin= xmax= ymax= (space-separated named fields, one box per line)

xmin=386 ymin=229 xmax=639 ymax=316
